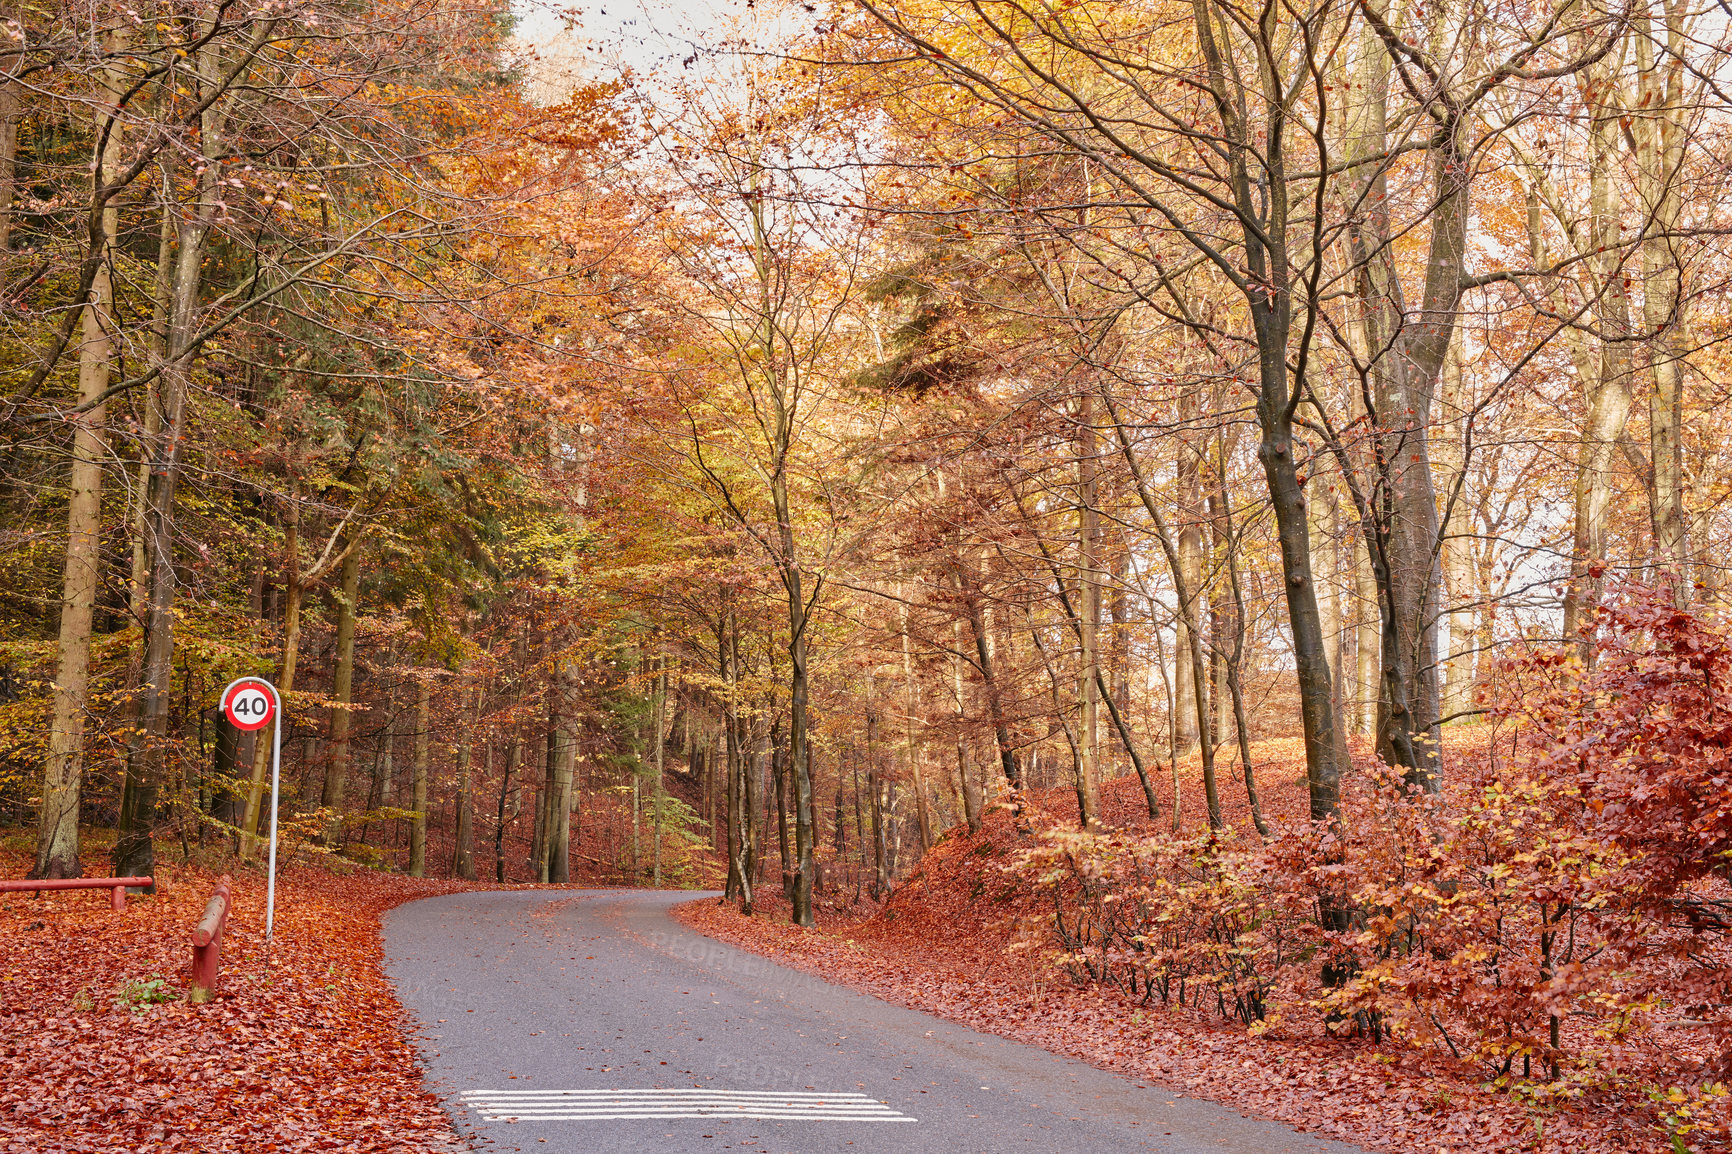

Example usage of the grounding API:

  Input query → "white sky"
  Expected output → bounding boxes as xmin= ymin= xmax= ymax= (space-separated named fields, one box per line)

xmin=510 ymin=0 xmax=764 ymax=98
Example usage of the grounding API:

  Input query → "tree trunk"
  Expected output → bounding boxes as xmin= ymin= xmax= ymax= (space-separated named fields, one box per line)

xmin=378 ymin=702 xmax=395 ymax=807
xmin=0 ymin=68 xmax=17 ymax=253
xmin=868 ymin=707 xmax=889 ymax=898
xmin=1075 ymin=392 xmax=1102 ymax=828
xmin=33 ymin=79 xmax=121 ymax=879
xmin=113 ymin=52 xmax=229 ymax=882
xmin=1560 ymin=57 xmax=1635 ymax=655
xmin=898 ymin=591 xmax=933 ymax=850
xmin=1174 ymin=387 xmax=1205 ymax=754
xmin=772 ymin=715 xmax=793 ymax=898
xmin=1438 ymin=340 xmax=1477 ymax=721
xmin=1355 ymin=531 xmax=1380 ymax=736
xmin=776 ymin=500 xmax=818 ymax=926
xmin=957 ymin=737 xmax=981 ymax=833
xmin=409 ymin=676 xmax=429 ymax=877
xmin=529 ymin=721 xmax=547 ymax=880
xmin=1635 ymin=11 xmax=1690 ymax=586
xmin=535 ymin=715 xmax=554 ymax=882
xmin=721 ymin=601 xmax=749 ymax=907
xmin=956 ymin=556 xmax=1021 ymax=789
xmin=652 ymin=650 xmax=666 ymax=887
xmin=737 ymin=643 xmax=757 ymax=911
xmin=452 ymin=687 xmax=475 ymax=880
xmin=320 ymin=538 xmax=362 ymax=842
xmin=495 ymin=736 xmax=512 ymax=883
xmin=547 ymin=659 xmax=577 ymax=883
xmin=130 ymin=164 xmax=175 ymax=622
xmin=1222 ymin=520 xmax=1270 ymax=837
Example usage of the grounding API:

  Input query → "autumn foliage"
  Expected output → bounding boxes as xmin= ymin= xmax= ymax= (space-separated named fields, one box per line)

xmin=683 ymin=584 xmax=1732 ymax=1151
xmin=1027 ymin=586 xmax=1732 ymax=1137
xmin=0 ymin=849 xmax=471 ymax=1153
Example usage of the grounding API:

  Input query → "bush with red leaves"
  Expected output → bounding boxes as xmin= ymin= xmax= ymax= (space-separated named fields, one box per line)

xmin=1019 ymin=584 xmax=1732 ymax=1145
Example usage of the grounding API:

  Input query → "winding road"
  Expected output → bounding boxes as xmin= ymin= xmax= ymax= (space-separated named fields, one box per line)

xmin=383 ymin=890 xmax=1367 ymax=1154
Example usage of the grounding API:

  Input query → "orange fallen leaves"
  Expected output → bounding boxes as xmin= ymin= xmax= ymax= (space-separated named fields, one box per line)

xmin=677 ymin=765 xmax=1709 ymax=1154
xmin=0 ymin=850 xmax=471 ymax=1153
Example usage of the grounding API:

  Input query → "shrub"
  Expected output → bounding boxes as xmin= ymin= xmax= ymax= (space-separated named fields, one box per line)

xmin=1017 ymin=583 xmax=1731 ymax=1112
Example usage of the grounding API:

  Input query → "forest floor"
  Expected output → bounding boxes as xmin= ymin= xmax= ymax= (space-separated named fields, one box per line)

xmin=1 ymin=835 xmax=512 ymax=1154
xmin=675 ymin=730 xmax=1697 ymax=1154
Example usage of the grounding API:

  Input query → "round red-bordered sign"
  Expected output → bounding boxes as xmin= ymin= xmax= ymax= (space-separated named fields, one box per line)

xmin=221 ymin=677 xmax=277 ymax=732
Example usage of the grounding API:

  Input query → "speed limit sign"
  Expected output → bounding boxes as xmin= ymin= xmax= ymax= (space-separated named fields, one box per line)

xmin=220 ymin=677 xmax=276 ymax=732
xmin=217 ymin=675 xmax=284 ymax=953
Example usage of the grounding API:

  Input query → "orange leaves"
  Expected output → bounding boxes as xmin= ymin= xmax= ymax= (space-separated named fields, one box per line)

xmin=0 ymin=850 xmax=475 ymax=1152
xmin=677 ymin=743 xmax=1728 ymax=1154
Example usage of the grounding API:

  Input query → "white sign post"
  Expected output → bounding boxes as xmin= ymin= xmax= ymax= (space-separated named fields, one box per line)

xmin=220 ymin=676 xmax=282 ymax=952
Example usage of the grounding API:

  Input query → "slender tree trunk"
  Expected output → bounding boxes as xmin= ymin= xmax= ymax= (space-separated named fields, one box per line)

xmin=1075 ymin=393 xmax=1103 ymax=828
xmin=452 ymin=686 xmax=475 ymax=880
xmin=0 ymin=67 xmax=17 ymax=254
xmin=320 ymin=538 xmax=362 ymax=843
xmin=535 ymin=716 xmax=555 ymax=882
xmin=898 ymin=591 xmax=932 ymax=850
xmin=951 ymin=616 xmax=982 ymax=833
xmin=721 ymin=607 xmax=743 ymax=903
xmin=409 ymin=676 xmax=429 ymax=877
xmin=378 ymin=706 xmax=395 ymax=806
xmin=1222 ymin=525 xmax=1270 ymax=837
xmin=495 ymin=735 xmax=512 ymax=883
xmin=1355 ymin=532 xmax=1380 ymax=735
xmin=957 ymin=737 xmax=980 ymax=833
xmin=956 ymin=556 xmax=1021 ymax=789
xmin=652 ymin=650 xmax=666 ymax=886
xmin=1437 ymin=340 xmax=1476 ymax=721
xmin=868 ymin=706 xmax=888 ymax=897
xmin=1174 ymin=389 xmax=1205 ymax=754
xmin=131 ymin=164 xmax=175 ymax=622
xmin=1152 ymin=625 xmax=1180 ymax=831
xmin=737 ymin=632 xmax=757 ymax=912
xmin=784 ymin=552 xmax=817 ymax=927
xmin=772 ymin=716 xmax=793 ymax=898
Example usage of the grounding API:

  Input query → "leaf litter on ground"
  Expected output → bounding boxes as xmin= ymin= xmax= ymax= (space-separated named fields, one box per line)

xmin=676 ymin=736 xmax=1710 ymax=1154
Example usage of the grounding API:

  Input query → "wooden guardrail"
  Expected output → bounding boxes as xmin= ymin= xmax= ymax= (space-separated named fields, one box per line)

xmin=0 ymin=875 xmax=154 ymax=911
xmin=188 ymin=877 xmax=233 ymax=1004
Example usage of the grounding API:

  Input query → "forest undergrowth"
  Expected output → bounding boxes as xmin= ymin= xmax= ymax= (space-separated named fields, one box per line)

xmin=680 ymin=773 xmax=1714 ymax=1153
xmin=679 ymin=600 xmax=1732 ymax=1154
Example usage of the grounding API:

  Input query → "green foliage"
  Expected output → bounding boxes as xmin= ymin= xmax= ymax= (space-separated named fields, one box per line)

xmin=113 ymin=976 xmax=180 ymax=1014
xmin=644 ymin=792 xmax=710 ymax=888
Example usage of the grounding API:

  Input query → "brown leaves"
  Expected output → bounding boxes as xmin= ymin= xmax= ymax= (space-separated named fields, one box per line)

xmin=0 ymin=851 xmax=473 ymax=1153
xmin=676 ymin=761 xmax=1720 ymax=1154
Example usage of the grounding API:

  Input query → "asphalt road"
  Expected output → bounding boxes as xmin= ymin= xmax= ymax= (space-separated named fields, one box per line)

xmin=383 ymin=890 xmax=1367 ymax=1154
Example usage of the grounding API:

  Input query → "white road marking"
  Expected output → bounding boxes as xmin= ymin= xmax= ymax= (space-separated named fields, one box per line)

xmin=459 ymin=1088 xmax=917 ymax=1122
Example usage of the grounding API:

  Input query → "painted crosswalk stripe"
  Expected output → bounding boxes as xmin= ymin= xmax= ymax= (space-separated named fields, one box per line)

xmin=459 ymin=1088 xmax=917 ymax=1122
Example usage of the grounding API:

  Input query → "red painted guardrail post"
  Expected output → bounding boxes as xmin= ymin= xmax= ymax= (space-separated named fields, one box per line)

xmin=0 ymin=876 xmax=154 ymax=908
xmin=189 ymin=876 xmax=233 ymax=1004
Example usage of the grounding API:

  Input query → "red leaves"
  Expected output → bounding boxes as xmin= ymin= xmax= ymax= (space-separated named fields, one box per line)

xmin=678 ymin=675 xmax=1732 ymax=1154
xmin=0 ymin=853 xmax=474 ymax=1152
xmin=1501 ymin=584 xmax=1732 ymax=904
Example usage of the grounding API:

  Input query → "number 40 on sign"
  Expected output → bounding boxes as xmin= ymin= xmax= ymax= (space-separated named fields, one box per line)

xmin=217 ymin=676 xmax=284 ymax=950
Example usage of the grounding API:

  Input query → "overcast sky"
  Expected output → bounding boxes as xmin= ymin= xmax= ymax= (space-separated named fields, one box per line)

xmin=510 ymin=0 xmax=751 ymax=95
